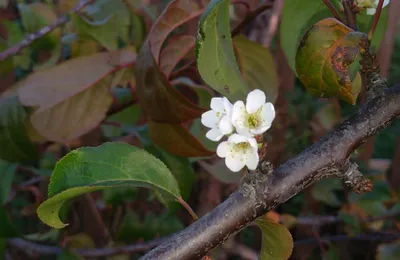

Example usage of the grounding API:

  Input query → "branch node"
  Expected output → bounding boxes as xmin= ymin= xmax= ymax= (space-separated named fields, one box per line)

xmin=341 ymin=161 xmax=373 ymax=193
xmin=240 ymin=161 xmax=273 ymax=199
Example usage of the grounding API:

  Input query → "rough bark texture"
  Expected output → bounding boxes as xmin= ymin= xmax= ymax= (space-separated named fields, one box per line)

xmin=141 ymin=85 xmax=400 ymax=260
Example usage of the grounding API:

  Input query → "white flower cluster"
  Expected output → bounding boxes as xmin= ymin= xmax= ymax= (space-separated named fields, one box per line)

xmin=356 ymin=0 xmax=390 ymax=15
xmin=201 ymin=89 xmax=275 ymax=172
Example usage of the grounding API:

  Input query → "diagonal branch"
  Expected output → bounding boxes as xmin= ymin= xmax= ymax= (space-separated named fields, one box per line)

xmin=141 ymin=85 xmax=400 ymax=259
xmin=0 ymin=0 xmax=95 ymax=62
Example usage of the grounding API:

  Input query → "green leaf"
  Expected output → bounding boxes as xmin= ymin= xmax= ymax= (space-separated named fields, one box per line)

xmin=196 ymin=0 xmax=248 ymax=101
xmin=0 ymin=39 xmax=13 ymax=77
xmin=0 ymin=160 xmax=17 ymax=204
xmin=281 ymin=0 xmax=334 ymax=72
xmin=377 ymin=240 xmax=400 ymax=260
xmin=233 ymin=35 xmax=279 ymax=103
xmin=257 ymin=219 xmax=293 ymax=260
xmin=37 ymin=142 xmax=182 ymax=229
xmin=0 ymin=96 xmax=37 ymax=163
xmin=296 ymin=18 xmax=363 ymax=104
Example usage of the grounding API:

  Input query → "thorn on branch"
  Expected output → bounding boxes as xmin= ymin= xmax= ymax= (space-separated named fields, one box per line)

xmin=340 ymin=161 xmax=373 ymax=193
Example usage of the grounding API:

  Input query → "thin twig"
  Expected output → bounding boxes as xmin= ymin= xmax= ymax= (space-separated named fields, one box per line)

xmin=177 ymin=197 xmax=199 ymax=221
xmin=294 ymin=232 xmax=400 ymax=246
xmin=0 ymin=0 xmax=95 ymax=61
xmin=368 ymin=0 xmax=385 ymax=40
xmin=322 ymin=0 xmax=343 ymax=22
xmin=263 ymin=0 xmax=284 ymax=47
xmin=7 ymin=236 xmax=167 ymax=257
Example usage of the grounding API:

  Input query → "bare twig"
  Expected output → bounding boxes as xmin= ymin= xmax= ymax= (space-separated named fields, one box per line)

xmin=0 ymin=0 xmax=95 ymax=61
xmin=7 ymin=237 xmax=167 ymax=257
xmin=263 ymin=0 xmax=284 ymax=48
xmin=294 ymin=232 xmax=400 ymax=246
xmin=368 ymin=0 xmax=386 ymax=40
xmin=295 ymin=211 xmax=400 ymax=226
xmin=322 ymin=0 xmax=343 ymax=22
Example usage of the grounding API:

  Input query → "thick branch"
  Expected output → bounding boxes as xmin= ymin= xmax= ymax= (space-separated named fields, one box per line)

xmin=141 ymin=85 xmax=400 ymax=259
xmin=0 ymin=0 xmax=95 ymax=62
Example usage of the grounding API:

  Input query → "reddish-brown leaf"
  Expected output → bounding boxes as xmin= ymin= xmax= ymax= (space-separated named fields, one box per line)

xmin=136 ymin=39 xmax=205 ymax=123
xmin=148 ymin=120 xmax=214 ymax=157
xmin=148 ymin=0 xmax=207 ymax=62
xmin=160 ymin=35 xmax=196 ymax=78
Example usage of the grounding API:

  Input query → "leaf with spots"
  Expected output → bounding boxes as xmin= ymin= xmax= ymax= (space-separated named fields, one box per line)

xmin=37 ymin=142 xmax=182 ymax=229
xmin=295 ymin=18 xmax=364 ymax=104
xmin=196 ymin=0 xmax=248 ymax=101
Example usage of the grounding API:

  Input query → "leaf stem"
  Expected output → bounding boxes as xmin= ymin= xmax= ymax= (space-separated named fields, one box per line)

xmin=368 ymin=0 xmax=385 ymax=40
xmin=177 ymin=197 xmax=199 ymax=221
xmin=322 ymin=0 xmax=343 ymax=22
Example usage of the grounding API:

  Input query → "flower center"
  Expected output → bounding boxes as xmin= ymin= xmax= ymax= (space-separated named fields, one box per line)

xmin=246 ymin=113 xmax=260 ymax=129
xmin=233 ymin=142 xmax=250 ymax=153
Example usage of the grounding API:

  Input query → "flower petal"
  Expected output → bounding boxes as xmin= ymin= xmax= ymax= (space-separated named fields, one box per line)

xmin=226 ymin=153 xmax=246 ymax=172
xmin=251 ymin=124 xmax=271 ymax=135
xmin=228 ymin=133 xmax=249 ymax=144
xmin=219 ymin=115 xmax=234 ymax=135
xmin=261 ymin=102 xmax=276 ymax=126
xmin=217 ymin=141 xmax=229 ymax=158
xmin=366 ymin=8 xmax=376 ymax=15
xmin=248 ymin=138 xmax=258 ymax=149
xmin=223 ymin=97 xmax=233 ymax=114
xmin=245 ymin=149 xmax=259 ymax=170
xmin=201 ymin=110 xmax=219 ymax=128
xmin=232 ymin=101 xmax=247 ymax=128
xmin=383 ymin=0 xmax=390 ymax=7
xmin=246 ymin=89 xmax=266 ymax=114
xmin=236 ymin=124 xmax=253 ymax=137
xmin=210 ymin=97 xmax=225 ymax=112
xmin=205 ymin=128 xmax=223 ymax=142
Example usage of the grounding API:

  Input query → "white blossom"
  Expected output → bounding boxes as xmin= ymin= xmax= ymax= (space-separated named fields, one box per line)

xmin=201 ymin=97 xmax=234 ymax=141
xmin=231 ymin=89 xmax=275 ymax=137
xmin=356 ymin=0 xmax=390 ymax=15
xmin=216 ymin=134 xmax=259 ymax=172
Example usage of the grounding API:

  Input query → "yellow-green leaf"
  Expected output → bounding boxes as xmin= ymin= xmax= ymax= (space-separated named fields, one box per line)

xmin=257 ymin=219 xmax=294 ymax=260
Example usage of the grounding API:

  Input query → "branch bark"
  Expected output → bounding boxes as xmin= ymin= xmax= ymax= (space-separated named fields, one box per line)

xmin=141 ymin=85 xmax=400 ymax=259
